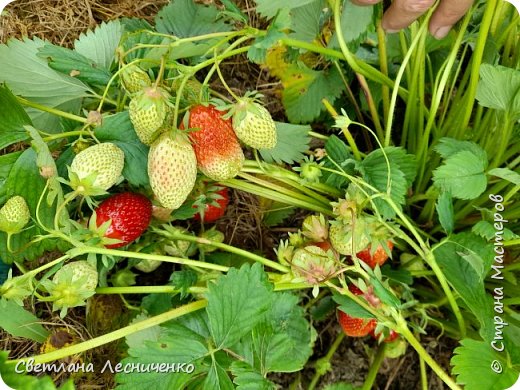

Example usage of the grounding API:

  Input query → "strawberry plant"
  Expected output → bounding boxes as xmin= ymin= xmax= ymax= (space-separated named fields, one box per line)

xmin=0 ymin=0 xmax=519 ymax=389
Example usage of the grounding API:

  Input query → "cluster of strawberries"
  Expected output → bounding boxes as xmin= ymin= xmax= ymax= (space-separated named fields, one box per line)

xmin=123 ymin=64 xmax=277 ymax=210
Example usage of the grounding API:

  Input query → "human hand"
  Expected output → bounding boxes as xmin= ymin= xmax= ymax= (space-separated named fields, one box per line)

xmin=352 ymin=0 xmax=473 ymax=39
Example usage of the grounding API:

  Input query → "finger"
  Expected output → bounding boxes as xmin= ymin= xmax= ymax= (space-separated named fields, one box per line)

xmin=381 ymin=0 xmax=436 ymax=32
xmin=351 ymin=0 xmax=382 ymax=5
xmin=429 ymin=0 xmax=473 ymax=39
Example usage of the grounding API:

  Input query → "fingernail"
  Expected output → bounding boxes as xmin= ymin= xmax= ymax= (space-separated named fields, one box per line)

xmin=433 ymin=26 xmax=451 ymax=39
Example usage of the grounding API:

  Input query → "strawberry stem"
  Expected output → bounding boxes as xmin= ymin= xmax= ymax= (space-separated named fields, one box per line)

xmin=308 ymin=332 xmax=345 ymax=390
xmin=17 ymin=97 xmax=88 ymax=124
xmin=6 ymin=300 xmax=208 ymax=366
xmin=361 ymin=342 xmax=387 ymax=390
xmin=214 ymin=51 xmax=240 ymax=101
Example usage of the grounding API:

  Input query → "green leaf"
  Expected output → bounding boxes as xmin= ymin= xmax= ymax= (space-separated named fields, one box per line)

xmin=155 ymin=0 xmax=231 ymax=38
xmin=360 ymin=148 xmax=410 ymax=219
xmin=0 ymin=299 xmax=49 ymax=342
xmin=0 ymin=38 xmax=91 ymax=130
xmin=124 ymin=313 xmax=162 ymax=350
xmin=262 ymin=203 xmax=296 ymax=227
xmin=432 ymin=150 xmax=488 ymax=200
xmin=380 ymin=266 xmax=413 ymax=285
xmin=323 ymin=135 xmax=355 ymax=188
xmin=472 ymin=221 xmax=519 ymax=241
xmin=282 ymin=65 xmax=345 ymax=124
xmin=38 ymin=44 xmax=112 ymax=86
xmin=116 ymin=312 xmax=209 ymax=390
xmin=0 ymin=152 xmax=22 ymax=204
xmin=323 ymin=383 xmax=360 ymax=390
xmin=435 ymin=137 xmax=488 ymax=162
xmin=119 ymin=29 xmax=164 ymax=65
xmin=0 ymin=351 xmax=74 ymax=390
xmin=94 ymin=112 xmax=150 ymax=188
xmin=332 ymin=293 xmax=375 ymax=319
xmin=254 ymin=0 xmax=317 ymax=19
xmin=204 ymin=359 xmax=235 ymax=390
xmin=231 ymin=361 xmax=276 ymax=390
xmin=244 ymin=293 xmax=314 ymax=373
xmin=74 ymin=21 xmax=123 ymax=69
xmin=247 ymin=11 xmax=289 ymax=64
xmin=0 ymin=85 xmax=31 ymax=150
xmin=206 ymin=263 xmax=272 ymax=349
xmin=370 ymin=278 xmax=400 ymax=308
xmin=289 ymin=0 xmax=327 ymax=42
xmin=476 ymin=64 xmax=520 ymax=119
xmin=329 ymin=0 xmax=374 ymax=48
xmin=0 ymin=149 xmax=61 ymax=263
xmin=452 ymin=339 xmax=519 ymax=390
xmin=436 ymin=191 xmax=454 ymax=234
xmin=433 ymin=232 xmax=495 ymax=342
xmin=488 ymin=167 xmax=520 ymax=185
xmin=259 ymin=122 xmax=311 ymax=164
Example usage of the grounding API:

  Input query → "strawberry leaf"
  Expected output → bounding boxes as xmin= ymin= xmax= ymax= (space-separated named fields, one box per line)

xmin=206 ymin=263 xmax=272 ymax=349
xmin=0 ymin=85 xmax=31 ymax=150
xmin=231 ymin=361 xmax=277 ymax=389
xmin=0 ymin=149 xmax=63 ymax=263
xmin=0 ymin=351 xmax=74 ymax=390
xmin=332 ymin=292 xmax=375 ymax=319
xmin=155 ymin=0 xmax=231 ymax=38
xmin=0 ymin=37 xmax=91 ymax=130
xmin=434 ymin=137 xmax=488 ymax=162
xmin=0 ymin=298 xmax=49 ymax=342
xmin=328 ymin=0 xmax=374 ymax=49
xmin=476 ymin=64 xmax=520 ymax=119
xmin=74 ymin=21 xmax=123 ymax=69
xmin=472 ymin=221 xmax=519 ymax=241
xmin=289 ymin=0 xmax=328 ymax=42
xmin=433 ymin=150 xmax=488 ymax=200
xmin=254 ymin=0 xmax=318 ymax=19
xmin=38 ymin=44 xmax=112 ymax=86
xmin=433 ymin=232 xmax=495 ymax=342
xmin=259 ymin=122 xmax=311 ymax=164
xmin=282 ymin=65 xmax=345 ymax=124
xmin=488 ymin=167 xmax=520 ymax=185
xmin=436 ymin=191 xmax=454 ymax=234
xmin=452 ymin=339 xmax=519 ymax=390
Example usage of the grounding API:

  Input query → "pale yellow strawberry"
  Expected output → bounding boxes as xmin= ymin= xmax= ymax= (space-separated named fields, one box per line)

xmin=0 ymin=196 xmax=30 ymax=235
xmin=148 ymin=131 xmax=197 ymax=210
xmin=121 ymin=65 xmax=152 ymax=94
xmin=129 ymin=86 xmax=171 ymax=145
xmin=233 ymin=99 xmax=277 ymax=149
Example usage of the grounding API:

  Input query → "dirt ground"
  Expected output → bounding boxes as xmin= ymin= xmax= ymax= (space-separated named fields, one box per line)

xmin=0 ymin=1 xmax=455 ymax=388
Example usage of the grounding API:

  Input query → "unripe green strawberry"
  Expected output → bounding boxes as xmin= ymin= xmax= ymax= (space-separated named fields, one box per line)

xmin=69 ymin=143 xmax=124 ymax=192
xmin=44 ymin=260 xmax=98 ymax=317
xmin=329 ymin=220 xmax=370 ymax=256
xmin=121 ymin=64 xmax=152 ymax=94
xmin=0 ymin=196 xmax=30 ymax=235
xmin=135 ymin=259 xmax=162 ymax=273
xmin=233 ymin=98 xmax=277 ymax=149
xmin=291 ymin=245 xmax=337 ymax=284
xmin=148 ymin=131 xmax=197 ymax=210
xmin=129 ymin=86 xmax=172 ymax=145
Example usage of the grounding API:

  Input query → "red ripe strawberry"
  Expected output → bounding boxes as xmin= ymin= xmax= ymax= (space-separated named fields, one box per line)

xmin=337 ymin=309 xmax=377 ymax=337
xmin=312 ymin=241 xmax=333 ymax=251
xmin=356 ymin=241 xmax=394 ymax=269
xmin=181 ymin=105 xmax=244 ymax=181
xmin=94 ymin=192 xmax=152 ymax=248
xmin=194 ymin=187 xmax=229 ymax=223
xmin=369 ymin=328 xmax=399 ymax=343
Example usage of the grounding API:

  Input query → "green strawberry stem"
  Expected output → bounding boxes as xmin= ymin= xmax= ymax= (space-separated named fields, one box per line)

xmin=42 ymin=130 xmax=90 ymax=142
xmin=238 ymin=172 xmax=331 ymax=209
xmin=17 ymin=97 xmax=88 ymax=124
xmin=420 ymin=356 xmax=428 ymax=390
xmin=201 ymin=35 xmax=253 ymax=102
xmin=69 ymin=246 xmax=230 ymax=273
xmin=361 ymin=342 xmax=387 ymax=390
xmin=154 ymin=229 xmax=289 ymax=273
xmin=222 ymin=178 xmax=334 ymax=216
xmin=376 ymin=16 xmax=390 ymax=127
xmin=307 ymin=332 xmax=345 ymax=390
xmin=356 ymin=73 xmax=384 ymax=141
xmin=322 ymin=98 xmax=361 ymax=161
xmin=214 ymin=54 xmax=240 ymax=101
xmin=6 ymin=299 xmax=208 ymax=365
xmin=395 ymin=317 xmax=461 ymax=390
